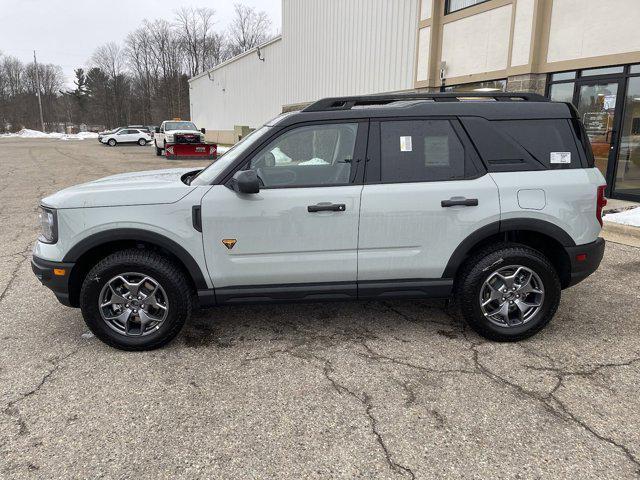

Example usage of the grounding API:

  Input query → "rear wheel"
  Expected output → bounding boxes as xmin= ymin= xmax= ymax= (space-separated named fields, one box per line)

xmin=138 ymin=138 xmax=147 ymax=146
xmin=79 ymin=249 xmax=192 ymax=351
xmin=456 ymin=244 xmax=561 ymax=341
xmin=108 ymin=138 xmax=117 ymax=147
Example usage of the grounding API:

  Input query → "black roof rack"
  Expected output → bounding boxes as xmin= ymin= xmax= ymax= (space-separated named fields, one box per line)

xmin=302 ymin=92 xmax=549 ymax=112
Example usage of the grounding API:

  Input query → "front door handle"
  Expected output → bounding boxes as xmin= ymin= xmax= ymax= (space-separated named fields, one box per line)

xmin=441 ymin=197 xmax=479 ymax=207
xmin=307 ymin=203 xmax=346 ymax=213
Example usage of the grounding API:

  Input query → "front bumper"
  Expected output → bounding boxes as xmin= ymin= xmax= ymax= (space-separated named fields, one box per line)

xmin=565 ymin=237 xmax=605 ymax=288
xmin=31 ymin=256 xmax=75 ymax=307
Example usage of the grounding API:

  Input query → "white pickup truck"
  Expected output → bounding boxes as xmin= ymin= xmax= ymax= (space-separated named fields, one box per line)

xmin=154 ymin=120 xmax=207 ymax=157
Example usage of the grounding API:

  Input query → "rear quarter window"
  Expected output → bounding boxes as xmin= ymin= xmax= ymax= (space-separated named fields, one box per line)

xmin=497 ymin=119 xmax=581 ymax=170
xmin=461 ymin=117 xmax=583 ymax=171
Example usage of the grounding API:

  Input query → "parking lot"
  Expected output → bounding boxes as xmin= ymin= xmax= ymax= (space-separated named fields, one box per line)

xmin=0 ymin=138 xmax=639 ymax=478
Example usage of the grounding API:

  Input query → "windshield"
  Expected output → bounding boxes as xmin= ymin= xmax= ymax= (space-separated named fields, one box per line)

xmin=190 ymin=126 xmax=272 ymax=186
xmin=165 ymin=121 xmax=197 ymax=131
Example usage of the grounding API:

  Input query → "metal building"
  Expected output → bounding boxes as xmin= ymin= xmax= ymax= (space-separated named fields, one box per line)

xmin=190 ymin=0 xmax=640 ymax=201
xmin=189 ymin=0 xmax=420 ymax=144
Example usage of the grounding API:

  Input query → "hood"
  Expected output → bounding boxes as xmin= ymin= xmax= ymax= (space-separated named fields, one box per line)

xmin=42 ymin=168 xmax=199 ymax=209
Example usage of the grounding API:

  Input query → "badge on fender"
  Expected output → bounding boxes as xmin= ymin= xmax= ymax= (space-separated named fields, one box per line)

xmin=222 ymin=239 xmax=237 ymax=250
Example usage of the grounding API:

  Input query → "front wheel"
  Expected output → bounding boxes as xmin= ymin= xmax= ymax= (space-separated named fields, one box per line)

xmin=79 ymin=249 xmax=192 ymax=350
xmin=456 ymin=244 xmax=561 ymax=342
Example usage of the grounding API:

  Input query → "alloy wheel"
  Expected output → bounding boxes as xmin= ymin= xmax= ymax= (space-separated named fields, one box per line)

xmin=98 ymin=273 xmax=169 ymax=336
xmin=479 ymin=265 xmax=545 ymax=328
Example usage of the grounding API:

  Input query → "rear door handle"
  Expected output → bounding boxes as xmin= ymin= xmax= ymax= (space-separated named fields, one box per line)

xmin=307 ymin=203 xmax=346 ymax=213
xmin=441 ymin=197 xmax=479 ymax=207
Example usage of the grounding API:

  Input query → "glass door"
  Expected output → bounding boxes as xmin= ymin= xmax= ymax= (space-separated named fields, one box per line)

xmin=614 ymin=77 xmax=640 ymax=199
xmin=576 ymin=81 xmax=623 ymax=183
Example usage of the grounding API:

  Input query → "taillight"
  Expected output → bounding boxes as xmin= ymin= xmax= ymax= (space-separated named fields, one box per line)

xmin=596 ymin=185 xmax=607 ymax=227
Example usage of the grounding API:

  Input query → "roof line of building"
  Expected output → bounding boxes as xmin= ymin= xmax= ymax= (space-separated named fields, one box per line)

xmin=188 ymin=35 xmax=283 ymax=83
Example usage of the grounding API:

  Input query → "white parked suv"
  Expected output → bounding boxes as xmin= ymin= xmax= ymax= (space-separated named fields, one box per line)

xmin=32 ymin=93 xmax=607 ymax=350
xmin=154 ymin=120 xmax=206 ymax=156
xmin=100 ymin=128 xmax=151 ymax=147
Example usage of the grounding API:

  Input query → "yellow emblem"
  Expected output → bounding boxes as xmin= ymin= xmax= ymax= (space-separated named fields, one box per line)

xmin=222 ymin=239 xmax=237 ymax=250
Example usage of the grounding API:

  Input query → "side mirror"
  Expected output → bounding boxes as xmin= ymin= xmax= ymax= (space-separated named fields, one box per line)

xmin=231 ymin=170 xmax=260 ymax=194
xmin=200 ymin=127 xmax=206 ymax=134
xmin=155 ymin=127 xmax=160 ymax=134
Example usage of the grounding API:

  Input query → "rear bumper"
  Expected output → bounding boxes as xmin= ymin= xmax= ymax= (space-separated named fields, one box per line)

xmin=31 ymin=256 xmax=75 ymax=307
xmin=565 ymin=237 xmax=605 ymax=288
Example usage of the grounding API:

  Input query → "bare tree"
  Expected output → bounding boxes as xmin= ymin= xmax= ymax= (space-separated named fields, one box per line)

xmin=175 ymin=7 xmax=218 ymax=76
xmin=226 ymin=3 xmax=273 ymax=57
xmin=0 ymin=1 xmax=273 ymax=132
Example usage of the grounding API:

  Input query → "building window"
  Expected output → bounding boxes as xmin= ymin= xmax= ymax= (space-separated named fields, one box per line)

xmin=445 ymin=0 xmax=491 ymax=14
xmin=444 ymin=79 xmax=506 ymax=93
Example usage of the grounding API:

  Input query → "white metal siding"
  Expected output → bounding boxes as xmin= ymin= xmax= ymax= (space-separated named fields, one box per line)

xmin=190 ymin=0 xmax=420 ymax=132
xmin=282 ymin=0 xmax=420 ymax=105
xmin=190 ymin=38 xmax=284 ymax=132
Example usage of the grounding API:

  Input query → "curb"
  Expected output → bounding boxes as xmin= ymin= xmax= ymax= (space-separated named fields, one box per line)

xmin=602 ymin=221 xmax=640 ymax=240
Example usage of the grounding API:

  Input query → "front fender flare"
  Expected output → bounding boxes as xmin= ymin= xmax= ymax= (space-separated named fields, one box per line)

xmin=63 ymin=228 xmax=208 ymax=290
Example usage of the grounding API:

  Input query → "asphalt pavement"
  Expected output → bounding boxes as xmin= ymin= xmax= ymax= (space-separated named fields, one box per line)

xmin=0 ymin=138 xmax=639 ymax=479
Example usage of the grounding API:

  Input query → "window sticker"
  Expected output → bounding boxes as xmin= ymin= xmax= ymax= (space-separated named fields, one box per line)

xmin=424 ymin=136 xmax=450 ymax=166
xmin=400 ymin=136 xmax=413 ymax=152
xmin=550 ymin=152 xmax=571 ymax=164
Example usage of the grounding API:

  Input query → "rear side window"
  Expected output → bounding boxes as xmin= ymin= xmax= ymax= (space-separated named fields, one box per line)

xmin=379 ymin=120 xmax=472 ymax=183
xmin=498 ymin=120 xmax=580 ymax=169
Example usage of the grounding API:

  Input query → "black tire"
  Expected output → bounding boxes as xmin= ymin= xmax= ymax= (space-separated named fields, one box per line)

xmin=79 ymin=249 xmax=192 ymax=351
xmin=108 ymin=139 xmax=117 ymax=147
xmin=456 ymin=243 xmax=561 ymax=342
xmin=138 ymin=138 xmax=147 ymax=146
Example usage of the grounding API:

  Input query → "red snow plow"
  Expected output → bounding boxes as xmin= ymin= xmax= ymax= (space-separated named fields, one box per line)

xmin=155 ymin=120 xmax=217 ymax=160
xmin=165 ymin=141 xmax=217 ymax=160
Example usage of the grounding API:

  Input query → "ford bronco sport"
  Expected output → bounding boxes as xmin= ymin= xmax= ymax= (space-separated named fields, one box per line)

xmin=32 ymin=93 xmax=607 ymax=350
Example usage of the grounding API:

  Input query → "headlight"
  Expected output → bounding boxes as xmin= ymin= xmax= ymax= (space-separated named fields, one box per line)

xmin=38 ymin=206 xmax=57 ymax=244
xmin=166 ymin=134 xmax=174 ymax=143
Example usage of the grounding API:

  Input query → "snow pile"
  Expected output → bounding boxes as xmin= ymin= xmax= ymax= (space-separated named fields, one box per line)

xmin=15 ymin=128 xmax=60 ymax=138
xmin=604 ymin=207 xmax=640 ymax=227
xmin=217 ymin=145 xmax=231 ymax=156
xmin=1 ymin=129 xmax=99 ymax=140
xmin=76 ymin=131 xmax=99 ymax=139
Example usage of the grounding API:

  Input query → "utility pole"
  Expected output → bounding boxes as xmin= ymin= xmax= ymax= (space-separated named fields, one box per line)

xmin=33 ymin=50 xmax=45 ymax=132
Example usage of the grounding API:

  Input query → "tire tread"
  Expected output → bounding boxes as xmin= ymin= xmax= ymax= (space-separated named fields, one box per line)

xmin=80 ymin=249 xmax=192 ymax=351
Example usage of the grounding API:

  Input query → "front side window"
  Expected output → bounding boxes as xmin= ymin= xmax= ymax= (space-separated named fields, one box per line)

xmin=446 ymin=0 xmax=490 ymax=14
xmin=379 ymin=120 xmax=469 ymax=183
xmin=249 ymin=123 xmax=358 ymax=188
xmin=190 ymin=126 xmax=272 ymax=186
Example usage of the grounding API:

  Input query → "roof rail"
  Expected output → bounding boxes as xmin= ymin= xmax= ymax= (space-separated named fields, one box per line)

xmin=302 ymin=92 xmax=549 ymax=112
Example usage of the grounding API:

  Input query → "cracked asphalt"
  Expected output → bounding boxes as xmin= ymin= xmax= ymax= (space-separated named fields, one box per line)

xmin=1 ymin=138 xmax=639 ymax=479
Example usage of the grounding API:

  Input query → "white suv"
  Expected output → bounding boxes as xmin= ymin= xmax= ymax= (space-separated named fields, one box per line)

xmin=101 ymin=128 xmax=151 ymax=147
xmin=32 ymin=93 xmax=607 ymax=350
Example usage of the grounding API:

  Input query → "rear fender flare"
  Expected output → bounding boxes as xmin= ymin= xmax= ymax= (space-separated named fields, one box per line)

xmin=442 ymin=219 xmax=575 ymax=278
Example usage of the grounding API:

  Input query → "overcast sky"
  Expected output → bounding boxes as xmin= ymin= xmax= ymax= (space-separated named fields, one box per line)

xmin=0 ymin=0 xmax=281 ymax=87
